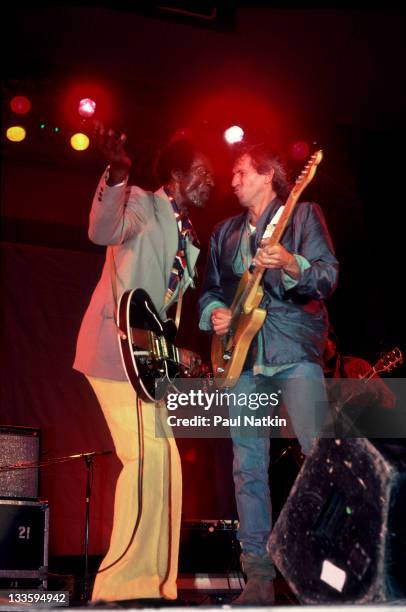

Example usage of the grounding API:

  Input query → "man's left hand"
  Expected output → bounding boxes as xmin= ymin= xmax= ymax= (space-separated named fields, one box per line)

xmin=253 ymin=240 xmax=300 ymax=279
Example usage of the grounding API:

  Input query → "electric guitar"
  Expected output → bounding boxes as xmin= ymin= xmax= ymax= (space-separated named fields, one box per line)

xmin=117 ymin=288 xmax=204 ymax=402
xmin=211 ymin=150 xmax=324 ymax=387
xmin=357 ymin=346 xmax=403 ymax=380
xmin=332 ymin=346 xmax=403 ymax=413
xmin=280 ymin=346 xmax=404 ymax=464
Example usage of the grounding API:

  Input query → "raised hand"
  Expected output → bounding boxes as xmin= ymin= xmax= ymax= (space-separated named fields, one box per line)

xmin=93 ymin=120 xmax=132 ymax=185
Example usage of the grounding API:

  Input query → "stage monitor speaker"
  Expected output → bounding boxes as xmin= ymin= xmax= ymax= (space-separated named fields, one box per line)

xmin=269 ymin=438 xmax=406 ymax=604
xmin=0 ymin=425 xmax=41 ymax=499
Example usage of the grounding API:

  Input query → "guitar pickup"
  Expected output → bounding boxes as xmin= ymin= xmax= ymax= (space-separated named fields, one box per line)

xmin=158 ymin=336 xmax=169 ymax=359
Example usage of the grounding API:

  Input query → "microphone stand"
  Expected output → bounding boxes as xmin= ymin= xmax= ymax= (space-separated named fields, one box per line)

xmin=83 ymin=453 xmax=92 ymax=602
xmin=79 ymin=451 xmax=112 ymax=603
xmin=0 ymin=448 xmax=113 ymax=602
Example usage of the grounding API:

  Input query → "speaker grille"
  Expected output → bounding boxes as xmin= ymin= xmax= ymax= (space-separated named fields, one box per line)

xmin=0 ymin=426 xmax=40 ymax=499
xmin=269 ymin=437 xmax=406 ymax=603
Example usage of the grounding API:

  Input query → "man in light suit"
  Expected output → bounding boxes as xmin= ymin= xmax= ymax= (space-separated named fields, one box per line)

xmin=74 ymin=124 xmax=214 ymax=603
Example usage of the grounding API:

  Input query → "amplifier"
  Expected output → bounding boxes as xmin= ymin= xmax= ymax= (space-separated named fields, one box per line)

xmin=179 ymin=520 xmax=240 ymax=574
xmin=0 ymin=499 xmax=49 ymax=589
xmin=0 ymin=425 xmax=41 ymax=499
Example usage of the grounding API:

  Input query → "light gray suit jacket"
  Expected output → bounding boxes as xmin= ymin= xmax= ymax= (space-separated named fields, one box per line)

xmin=73 ymin=170 xmax=200 ymax=381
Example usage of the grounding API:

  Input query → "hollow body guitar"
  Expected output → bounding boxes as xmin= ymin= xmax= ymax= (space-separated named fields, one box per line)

xmin=211 ymin=150 xmax=324 ymax=388
xmin=117 ymin=288 xmax=202 ymax=402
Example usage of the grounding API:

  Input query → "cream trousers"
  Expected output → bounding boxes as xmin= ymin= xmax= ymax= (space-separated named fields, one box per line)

xmin=86 ymin=376 xmax=181 ymax=602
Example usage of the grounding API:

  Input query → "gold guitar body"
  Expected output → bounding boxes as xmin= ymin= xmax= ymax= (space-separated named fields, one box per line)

xmin=211 ymin=270 xmax=267 ymax=388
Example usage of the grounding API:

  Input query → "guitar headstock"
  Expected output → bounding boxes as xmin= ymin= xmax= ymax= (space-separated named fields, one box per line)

xmin=374 ymin=347 xmax=404 ymax=375
xmin=292 ymin=149 xmax=323 ymax=197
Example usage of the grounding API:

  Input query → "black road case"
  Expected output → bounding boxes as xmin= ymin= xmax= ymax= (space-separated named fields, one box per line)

xmin=0 ymin=499 xmax=49 ymax=589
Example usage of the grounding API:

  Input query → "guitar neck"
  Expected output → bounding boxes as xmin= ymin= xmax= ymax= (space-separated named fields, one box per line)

xmin=333 ymin=348 xmax=403 ymax=412
xmin=246 ymin=190 xmax=302 ymax=294
xmin=358 ymin=366 xmax=376 ymax=381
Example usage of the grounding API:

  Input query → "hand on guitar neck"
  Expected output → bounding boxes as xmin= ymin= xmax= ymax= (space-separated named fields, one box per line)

xmin=253 ymin=240 xmax=300 ymax=279
xmin=210 ymin=242 xmax=298 ymax=338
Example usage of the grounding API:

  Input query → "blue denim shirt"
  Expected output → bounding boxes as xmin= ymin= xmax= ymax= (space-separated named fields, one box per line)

xmin=199 ymin=198 xmax=339 ymax=369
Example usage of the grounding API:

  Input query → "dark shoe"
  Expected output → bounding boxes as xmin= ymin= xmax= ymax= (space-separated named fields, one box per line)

xmin=233 ymin=577 xmax=275 ymax=605
xmin=233 ymin=552 xmax=276 ymax=605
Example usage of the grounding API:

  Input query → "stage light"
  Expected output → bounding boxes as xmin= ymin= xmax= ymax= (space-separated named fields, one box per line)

xmin=40 ymin=122 xmax=46 ymax=129
xmin=290 ymin=140 xmax=310 ymax=161
xmin=224 ymin=125 xmax=244 ymax=144
xmin=64 ymin=83 xmax=112 ymax=126
xmin=78 ymin=98 xmax=96 ymax=118
xmin=10 ymin=96 xmax=31 ymax=114
xmin=70 ymin=132 xmax=90 ymax=151
xmin=6 ymin=126 xmax=26 ymax=142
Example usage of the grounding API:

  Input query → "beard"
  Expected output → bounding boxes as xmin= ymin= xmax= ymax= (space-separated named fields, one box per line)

xmin=187 ymin=188 xmax=209 ymax=208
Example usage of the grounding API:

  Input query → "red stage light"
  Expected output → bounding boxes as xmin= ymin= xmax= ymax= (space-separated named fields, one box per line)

xmin=290 ymin=140 xmax=310 ymax=161
xmin=78 ymin=98 xmax=96 ymax=118
xmin=10 ymin=96 xmax=31 ymax=114
xmin=224 ymin=125 xmax=244 ymax=144
xmin=63 ymin=83 xmax=113 ymax=128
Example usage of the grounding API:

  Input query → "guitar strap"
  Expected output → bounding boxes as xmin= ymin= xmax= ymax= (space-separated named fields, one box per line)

xmin=108 ymin=248 xmax=123 ymax=333
xmin=260 ymin=204 xmax=285 ymax=242
xmin=174 ymin=285 xmax=184 ymax=330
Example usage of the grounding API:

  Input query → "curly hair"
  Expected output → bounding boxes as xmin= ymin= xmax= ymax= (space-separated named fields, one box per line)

xmin=154 ymin=137 xmax=200 ymax=185
xmin=234 ymin=142 xmax=291 ymax=200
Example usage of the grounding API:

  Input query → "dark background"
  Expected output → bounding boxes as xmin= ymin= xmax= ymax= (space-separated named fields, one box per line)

xmin=1 ymin=2 xmax=405 ymax=557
